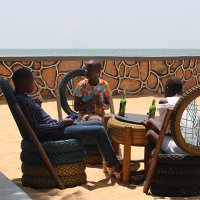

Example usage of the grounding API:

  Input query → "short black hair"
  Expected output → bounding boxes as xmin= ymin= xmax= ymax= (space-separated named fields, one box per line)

xmin=86 ymin=59 xmax=101 ymax=70
xmin=12 ymin=68 xmax=33 ymax=86
xmin=165 ymin=77 xmax=183 ymax=95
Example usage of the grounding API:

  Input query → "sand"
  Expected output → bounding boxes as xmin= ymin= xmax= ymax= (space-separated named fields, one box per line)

xmin=0 ymin=94 xmax=199 ymax=200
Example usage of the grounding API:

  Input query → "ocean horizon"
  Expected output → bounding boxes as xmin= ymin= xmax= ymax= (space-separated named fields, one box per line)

xmin=0 ymin=49 xmax=200 ymax=57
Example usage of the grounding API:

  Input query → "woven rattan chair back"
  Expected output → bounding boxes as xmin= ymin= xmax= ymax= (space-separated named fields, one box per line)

xmin=171 ymin=86 xmax=200 ymax=155
xmin=0 ymin=78 xmax=30 ymax=139
xmin=59 ymin=68 xmax=115 ymax=116
xmin=59 ymin=69 xmax=85 ymax=115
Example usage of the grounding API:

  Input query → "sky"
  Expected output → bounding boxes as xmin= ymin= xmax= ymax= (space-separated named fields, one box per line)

xmin=0 ymin=0 xmax=200 ymax=49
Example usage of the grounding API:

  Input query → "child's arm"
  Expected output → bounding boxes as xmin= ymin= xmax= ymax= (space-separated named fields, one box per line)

xmin=159 ymin=98 xmax=168 ymax=104
xmin=74 ymin=96 xmax=93 ymax=111
xmin=97 ymin=96 xmax=110 ymax=110
xmin=96 ymin=80 xmax=111 ymax=110
xmin=74 ymin=95 xmax=102 ymax=111
xmin=140 ymin=118 xmax=160 ymax=131
xmin=31 ymin=95 xmax=43 ymax=107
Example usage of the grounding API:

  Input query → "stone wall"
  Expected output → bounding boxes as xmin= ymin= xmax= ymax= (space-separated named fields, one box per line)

xmin=0 ymin=56 xmax=200 ymax=99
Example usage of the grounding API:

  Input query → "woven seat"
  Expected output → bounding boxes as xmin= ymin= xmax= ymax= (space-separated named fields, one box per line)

xmin=149 ymin=151 xmax=200 ymax=197
xmin=171 ymin=86 xmax=200 ymax=155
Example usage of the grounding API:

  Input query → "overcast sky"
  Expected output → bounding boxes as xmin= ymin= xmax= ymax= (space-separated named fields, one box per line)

xmin=1 ymin=0 xmax=200 ymax=49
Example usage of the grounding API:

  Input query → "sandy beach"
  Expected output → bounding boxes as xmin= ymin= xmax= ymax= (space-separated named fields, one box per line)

xmin=0 ymin=94 xmax=200 ymax=200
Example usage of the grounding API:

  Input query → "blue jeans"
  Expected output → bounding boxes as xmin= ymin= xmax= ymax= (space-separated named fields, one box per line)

xmin=50 ymin=120 xmax=119 ymax=167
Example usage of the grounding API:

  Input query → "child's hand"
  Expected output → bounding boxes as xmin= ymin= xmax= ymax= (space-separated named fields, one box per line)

xmin=92 ymin=94 xmax=100 ymax=104
xmin=140 ymin=118 xmax=159 ymax=130
xmin=64 ymin=118 xmax=74 ymax=126
xmin=32 ymin=95 xmax=43 ymax=106
xmin=96 ymin=101 xmax=105 ymax=108
xmin=140 ymin=119 xmax=151 ymax=126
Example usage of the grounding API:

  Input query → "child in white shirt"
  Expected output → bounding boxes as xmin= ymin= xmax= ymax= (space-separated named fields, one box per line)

xmin=132 ymin=77 xmax=193 ymax=186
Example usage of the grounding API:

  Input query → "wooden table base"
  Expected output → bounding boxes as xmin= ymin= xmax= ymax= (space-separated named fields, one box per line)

xmin=106 ymin=116 xmax=147 ymax=183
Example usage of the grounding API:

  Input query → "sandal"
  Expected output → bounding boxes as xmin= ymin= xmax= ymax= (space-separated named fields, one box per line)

xmin=106 ymin=167 xmax=114 ymax=175
xmin=115 ymin=162 xmax=140 ymax=180
xmin=130 ymin=177 xmax=146 ymax=186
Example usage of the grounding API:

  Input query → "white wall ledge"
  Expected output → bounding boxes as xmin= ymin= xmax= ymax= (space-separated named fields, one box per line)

xmin=0 ymin=55 xmax=200 ymax=61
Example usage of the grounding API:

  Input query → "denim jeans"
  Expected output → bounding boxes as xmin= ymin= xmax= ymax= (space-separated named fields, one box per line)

xmin=50 ymin=120 xmax=119 ymax=167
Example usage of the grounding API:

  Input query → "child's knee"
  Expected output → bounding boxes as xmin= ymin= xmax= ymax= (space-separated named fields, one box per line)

xmin=105 ymin=113 xmax=114 ymax=117
xmin=146 ymin=130 xmax=155 ymax=139
xmin=145 ymin=129 xmax=159 ymax=143
xmin=88 ymin=115 xmax=102 ymax=122
xmin=97 ymin=126 xmax=108 ymax=138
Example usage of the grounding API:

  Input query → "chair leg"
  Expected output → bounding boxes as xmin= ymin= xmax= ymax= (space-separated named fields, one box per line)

xmin=109 ymin=96 xmax=115 ymax=115
xmin=103 ymin=115 xmax=113 ymax=173
xmin=55 ymin=89 xmax=63 ymax=121
xmin=123 ymin=126 xmax=132 ymax=183
xmin=143 ymin=108 xmax=173 ymax=193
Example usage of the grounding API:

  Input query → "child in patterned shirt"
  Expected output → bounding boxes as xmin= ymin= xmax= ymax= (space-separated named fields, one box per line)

xmin=73 ymin=59 xmax=120 ymax=156
xmin=73 ymin=59 xmax=112 ymax=123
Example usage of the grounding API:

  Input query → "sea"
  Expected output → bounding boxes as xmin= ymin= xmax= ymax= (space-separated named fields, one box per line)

xmin=0 ymin=49 xmax=200 ymax=57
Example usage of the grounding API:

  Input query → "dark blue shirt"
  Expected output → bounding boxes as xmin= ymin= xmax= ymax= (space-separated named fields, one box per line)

xmin=15 ymin=92 xmax=66 ymax=140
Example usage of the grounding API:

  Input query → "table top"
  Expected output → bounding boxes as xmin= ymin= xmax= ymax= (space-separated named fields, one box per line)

xmin=115 ymin=113 xmax=159 ymax=125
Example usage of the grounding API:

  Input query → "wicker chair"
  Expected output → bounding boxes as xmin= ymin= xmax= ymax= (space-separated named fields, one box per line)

xmin=59 ymin=68 xmax=115 ymax=115
xmin=144 ymin=85 xmax=200 ymax=197
xmin=0 ymin=78 xmax=86 ymax=189
xmin=58 ymin=68 xmax=116 ymax=165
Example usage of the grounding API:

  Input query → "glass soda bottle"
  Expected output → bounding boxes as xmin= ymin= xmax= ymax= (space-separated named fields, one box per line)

xmin=148 ymin=99 xmax=156 ymax=119
xmin=95 ymin=105 xmax=101 ymax=116
xmin=118 ymin=90 xmax=127 ymax=117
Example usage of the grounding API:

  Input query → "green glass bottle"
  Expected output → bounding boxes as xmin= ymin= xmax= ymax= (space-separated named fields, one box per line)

xmin=148 ymin=99 xmax=156 ymax=119
xmin=118 ymin=92 xmax=127 ymax=117
xmin=95 ymin=94 xmax=101 ymax=116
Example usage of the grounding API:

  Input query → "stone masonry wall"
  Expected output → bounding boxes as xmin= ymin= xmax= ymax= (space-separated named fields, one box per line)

xmin=0 ymin=58 xmax=200 ymax=99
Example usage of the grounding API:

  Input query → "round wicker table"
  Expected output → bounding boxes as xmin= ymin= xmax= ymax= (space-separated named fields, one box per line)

xmin=107 ymin=114 xmax=159 ymax=183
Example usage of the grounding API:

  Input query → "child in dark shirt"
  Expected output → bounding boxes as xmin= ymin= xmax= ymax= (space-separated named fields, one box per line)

xmin=13 ymin=68 xmax=140 ymax=180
